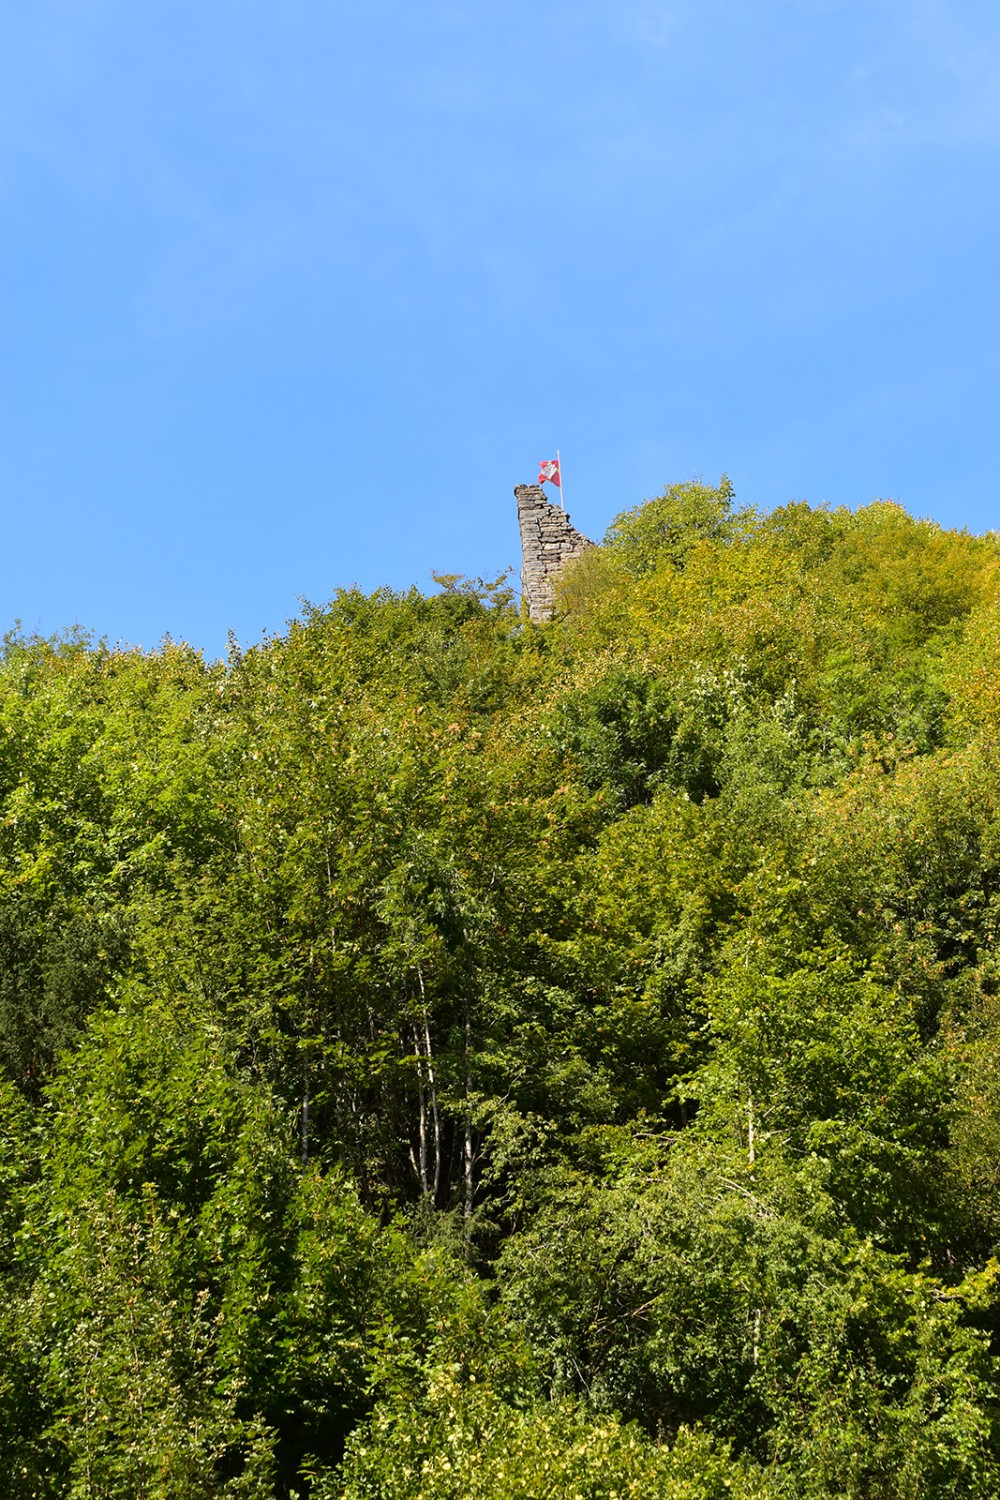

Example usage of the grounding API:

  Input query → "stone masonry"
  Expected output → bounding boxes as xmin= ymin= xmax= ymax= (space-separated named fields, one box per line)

xmin=515 ymin=484 xmax=594 ymax=622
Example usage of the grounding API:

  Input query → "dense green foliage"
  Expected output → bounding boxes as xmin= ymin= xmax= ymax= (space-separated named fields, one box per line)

xmin=3 ymin=484 xmax=1000 ymax=1495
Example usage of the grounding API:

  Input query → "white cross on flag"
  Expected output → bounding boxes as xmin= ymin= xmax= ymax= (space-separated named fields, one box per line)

xmin=537 ymin=458 xmax=561 ymax=487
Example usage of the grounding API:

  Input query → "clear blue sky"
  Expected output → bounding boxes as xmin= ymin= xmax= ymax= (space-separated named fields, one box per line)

xmin=3 ymin=2 xmax=999 ymax=657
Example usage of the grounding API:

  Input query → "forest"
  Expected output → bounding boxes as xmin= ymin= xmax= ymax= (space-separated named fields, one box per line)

xmin=4 ymin=480 xmax=1000 ymax=1497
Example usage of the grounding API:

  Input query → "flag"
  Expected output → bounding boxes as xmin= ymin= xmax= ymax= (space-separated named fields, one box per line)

xmin=538 ymin=458 xmax=561 ymax=487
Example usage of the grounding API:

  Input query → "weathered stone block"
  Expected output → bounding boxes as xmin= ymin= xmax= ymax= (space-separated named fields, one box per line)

xmin=515 ymin=484 xmax=593 ymax=622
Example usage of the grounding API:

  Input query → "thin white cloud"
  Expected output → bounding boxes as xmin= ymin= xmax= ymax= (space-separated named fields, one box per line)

xmin=608 ymin=2 xmax=681 ymax=50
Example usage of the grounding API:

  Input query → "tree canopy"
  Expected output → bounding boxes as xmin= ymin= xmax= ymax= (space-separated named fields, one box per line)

xmin=3 ymin=485 xmax=1000 ymax=1497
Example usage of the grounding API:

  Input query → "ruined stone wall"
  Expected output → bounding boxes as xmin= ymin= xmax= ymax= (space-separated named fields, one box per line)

xmin=515 ymin=484 xmax=594 ymax=622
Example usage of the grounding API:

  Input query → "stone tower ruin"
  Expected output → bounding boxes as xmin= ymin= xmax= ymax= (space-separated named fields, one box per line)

xmin=515 ymin=484 xmax=593 ymax=622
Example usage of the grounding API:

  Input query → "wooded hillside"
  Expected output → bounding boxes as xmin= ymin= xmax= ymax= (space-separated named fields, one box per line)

xmin=4 ymin=482 xmax=1000 ymax=1497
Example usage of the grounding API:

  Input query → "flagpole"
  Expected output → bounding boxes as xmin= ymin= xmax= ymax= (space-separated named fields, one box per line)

xmin=557 ymin=448 xmax=564 ymax=509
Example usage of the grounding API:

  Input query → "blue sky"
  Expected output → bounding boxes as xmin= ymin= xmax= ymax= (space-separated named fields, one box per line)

xmin=3 ymin=1 xmax=999 ymax=656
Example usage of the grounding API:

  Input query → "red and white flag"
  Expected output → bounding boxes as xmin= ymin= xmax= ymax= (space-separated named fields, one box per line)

xmin=538 ymin=458 xmax=561 ymax=487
